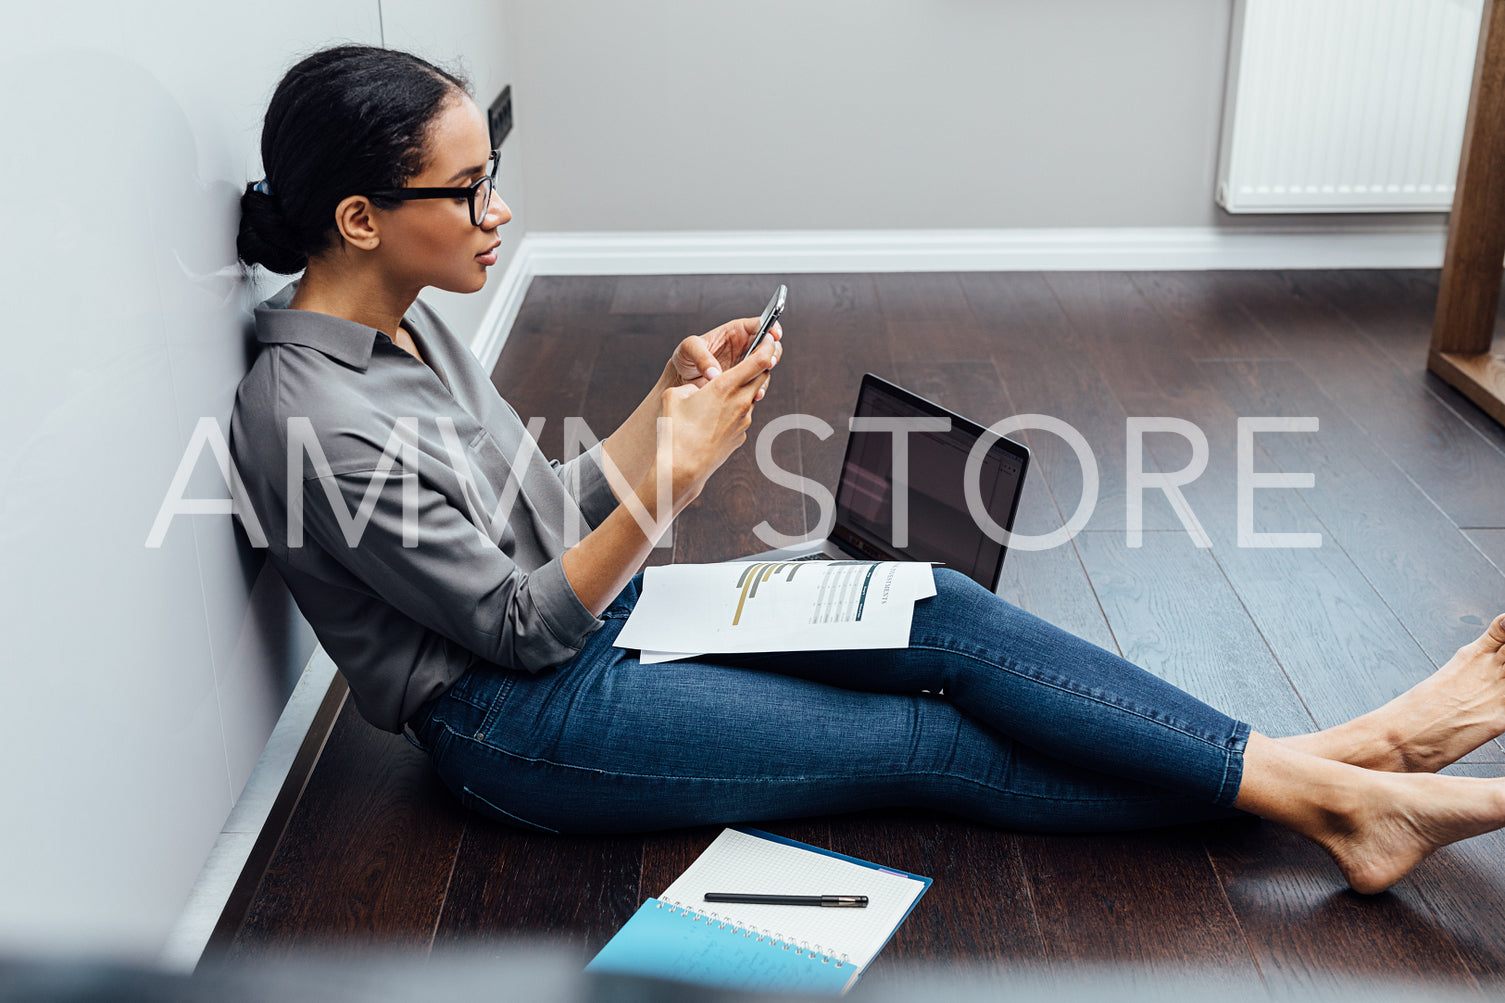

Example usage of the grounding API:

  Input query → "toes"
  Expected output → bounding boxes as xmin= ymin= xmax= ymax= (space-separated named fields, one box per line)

xmin=1487 ymin=613 xmax=1505 ymax=651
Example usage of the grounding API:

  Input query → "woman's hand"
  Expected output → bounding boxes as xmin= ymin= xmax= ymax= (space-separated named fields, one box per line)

xmin=655 ymin=332 xmax=781 ymax=507
xmin=668 ymin=317 xmax=784 ymax=401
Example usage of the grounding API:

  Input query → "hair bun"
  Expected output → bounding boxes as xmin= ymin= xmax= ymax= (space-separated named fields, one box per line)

xmin=237 ymin=183 xmax=307 ymax=274
xmin=240 ymin=45 xmax=472 ymax=277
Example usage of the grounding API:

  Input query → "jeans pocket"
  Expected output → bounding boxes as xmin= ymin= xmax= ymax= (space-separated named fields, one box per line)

xmin=459 ymin=783 xmax=560 ymax=834
xmin=442 ymin=664 xmax=491 ymax=710
xmin=423 ymin=722 xmax=457 ymax=774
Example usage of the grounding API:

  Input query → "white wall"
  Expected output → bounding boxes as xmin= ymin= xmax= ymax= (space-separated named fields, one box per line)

xmin=0 ymin=0 xmax=521 ymax=961
xmin=509 ymin=0 xmax=1442 ymax=233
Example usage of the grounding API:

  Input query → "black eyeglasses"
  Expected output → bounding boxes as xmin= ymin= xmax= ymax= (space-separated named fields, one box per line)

xmin=369 ymin=150 xmax=500 ymax=227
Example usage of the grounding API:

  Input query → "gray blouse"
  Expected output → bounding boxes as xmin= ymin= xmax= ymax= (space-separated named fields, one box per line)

xmin=229 ymin=281 xmax=618 ymax=733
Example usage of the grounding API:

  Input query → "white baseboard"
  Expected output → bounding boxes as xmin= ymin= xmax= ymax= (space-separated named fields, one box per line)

xmin=518 ymin=224 xmax=1450 ymax=276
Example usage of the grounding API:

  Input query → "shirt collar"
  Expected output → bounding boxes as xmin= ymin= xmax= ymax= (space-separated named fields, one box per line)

xmin=253 ymin=280 xmax=384 ymax=371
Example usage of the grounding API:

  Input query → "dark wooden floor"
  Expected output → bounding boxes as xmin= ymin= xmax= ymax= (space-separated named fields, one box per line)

xmin=217 ymin=270 xmax=1505 ymax=993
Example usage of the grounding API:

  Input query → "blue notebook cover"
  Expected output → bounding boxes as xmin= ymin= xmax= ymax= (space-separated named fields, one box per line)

xmin=585 ymin=897 xmax=858 ymax=994
xmin=585 ymin=827 xmax=932 ymax=996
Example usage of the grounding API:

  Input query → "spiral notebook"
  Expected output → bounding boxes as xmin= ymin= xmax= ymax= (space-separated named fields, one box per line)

xmin=585 ymin=827 xmax=931 ymax=996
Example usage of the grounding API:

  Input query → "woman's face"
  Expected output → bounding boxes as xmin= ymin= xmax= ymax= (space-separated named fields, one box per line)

xmin=375 ymin=92 xmax=512 ymax=294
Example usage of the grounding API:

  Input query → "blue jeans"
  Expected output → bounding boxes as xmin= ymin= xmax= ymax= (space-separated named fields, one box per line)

xmin=408 ymin=568 xmax=1251 ymax=834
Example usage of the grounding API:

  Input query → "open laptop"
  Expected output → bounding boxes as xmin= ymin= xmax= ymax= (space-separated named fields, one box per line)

xmin=736 ymin=373 xmax=1030 ymax=593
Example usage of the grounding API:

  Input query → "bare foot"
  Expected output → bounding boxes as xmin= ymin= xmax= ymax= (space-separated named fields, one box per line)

xmin=1316 ymin=770 xmax=1505 ymax=895
xmin=1279 ymin=613 xmax=1505 ymax=772
xmin=1236 ymin=731 xmax=1505 ymax=894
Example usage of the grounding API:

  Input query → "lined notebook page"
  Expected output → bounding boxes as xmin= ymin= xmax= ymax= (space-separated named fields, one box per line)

xmin=659 ymin=829 xmax=926 ymax=970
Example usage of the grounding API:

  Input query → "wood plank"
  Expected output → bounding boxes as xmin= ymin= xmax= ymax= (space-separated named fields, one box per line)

xmin=994 ymin=537 xmax=1122 ymax=656
xmin=609 ymin=274 xmax=703 ymax=314
xmin=1043 ymin=271 xmax=1205 ymax=404
xmin=1215 ymin=270 xmax=1505 ymax=529
xmin=1042 ymin=270 xmax=1222 ymax=543
xmin=515 ymin=274 xmax=618 ymax=321
xmin=491 ymin=309 xmax=603 ymax=465
xmin=880 ymin=346 xmax=1007 ymax=424
xmin=637 ymin=825 xmax=724 ymax=907
xmin=937 ymin=273 xmax=1139 ymax=650
xmin=1324 ymin=268 xmax=1505 ymax=451
xmin=694 ymin=273 xmax=784 ymax=325
xmin=580 ymin=310 xmax=704 ymax=427
xmin=224 ymin=700 xmax=468 ymax=962
xmin=674 ymin=420 xmax=806 ymax=561
xmin=1241 ymin=269 xmax=1505 ymax=531
xmin=1279 ymin=267 xmax=1505 ymax=488
xmin=1307 ymin=268 xmax=1505 ymax=456
xmin=1204 ymin=355 xmax=1505 ymax=670
xmin=781 ymin=274 xmax=897 ymax=541
xmin=1468 ymin=529 xmax=1505 ymax=572
xmin=825 ymin=811 xmax=1046 ymax=974
xmin=1017 ymin=825 xmax=1262 ymax=982
xmin=957 ymin=271 xmax=1181 ymax=534
xmin=1205 ymin=817 xmax=1480 ymax=991
xmin=433 ymin=825 xmax=643 ymax=961
xmin=1128 ymin=270 xmax=1288 ymax=362
xmin=491 ymin=313 xmax=602 ymax=428
xmin=876 ymin=272 xmax=982 ymax=354
xmin=1073 ymin=529 xmax=1315 ymax=740
xmin=202 ymin=675 xmax=350 ymax=966
xmin=1286 ymin=269 xmax=1435 ymax=372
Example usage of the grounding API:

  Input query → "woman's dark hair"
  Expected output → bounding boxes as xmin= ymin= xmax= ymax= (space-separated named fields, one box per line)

xmin=238 ymin=45 xmax=471 ymax=274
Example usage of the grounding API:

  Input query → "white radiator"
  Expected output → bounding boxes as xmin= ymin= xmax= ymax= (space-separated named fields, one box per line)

xmin=1217 ymin=0 xmax=1484 ymax=213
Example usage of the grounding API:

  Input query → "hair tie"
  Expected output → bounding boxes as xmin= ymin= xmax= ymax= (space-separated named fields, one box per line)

xmin=253 ymin=177 xmax=272 ymax=196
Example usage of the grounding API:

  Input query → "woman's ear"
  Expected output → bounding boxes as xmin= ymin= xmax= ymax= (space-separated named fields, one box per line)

xmin=332 ymin=194 xmax=381 ymax=251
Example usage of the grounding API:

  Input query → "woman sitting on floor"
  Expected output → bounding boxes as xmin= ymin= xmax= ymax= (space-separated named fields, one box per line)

xmin=229 ymin=44 xmax=1505 ymax=896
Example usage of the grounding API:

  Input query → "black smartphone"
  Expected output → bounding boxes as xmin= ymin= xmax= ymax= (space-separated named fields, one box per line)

xmin=738 ymin=284 xmax=787 ymax=364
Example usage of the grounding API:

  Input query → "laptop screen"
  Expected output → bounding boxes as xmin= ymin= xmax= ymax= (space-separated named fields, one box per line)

xmin=830 ymin=375 xmax=1029 ymax=590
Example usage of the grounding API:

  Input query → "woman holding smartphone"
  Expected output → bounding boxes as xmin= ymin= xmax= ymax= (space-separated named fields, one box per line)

xmin=232 ymin=45 xmax=1505 ymax=896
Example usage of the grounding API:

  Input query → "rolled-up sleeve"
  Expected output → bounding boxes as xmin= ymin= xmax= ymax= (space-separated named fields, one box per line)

xmin=550 ymin=440 xmax=620 ymax=531
xmin=297 ymin=466 xmax=603 ymax=672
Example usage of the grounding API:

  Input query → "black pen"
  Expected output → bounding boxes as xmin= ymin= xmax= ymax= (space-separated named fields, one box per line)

xmin=704 ymin=893 xmax=868 ymax=907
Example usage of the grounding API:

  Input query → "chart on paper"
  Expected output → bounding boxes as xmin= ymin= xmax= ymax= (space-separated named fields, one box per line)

xmin=731 ymin=561 xmax=880 ymax=626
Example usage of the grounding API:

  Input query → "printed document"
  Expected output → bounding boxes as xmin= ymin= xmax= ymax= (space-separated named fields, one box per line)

xmin=614 ymin=561 xmax=937 ymax=663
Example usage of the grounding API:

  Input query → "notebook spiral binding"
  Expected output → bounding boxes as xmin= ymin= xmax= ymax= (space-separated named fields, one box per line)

xmin=657 ymin=897 xmax=853 ymax=968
